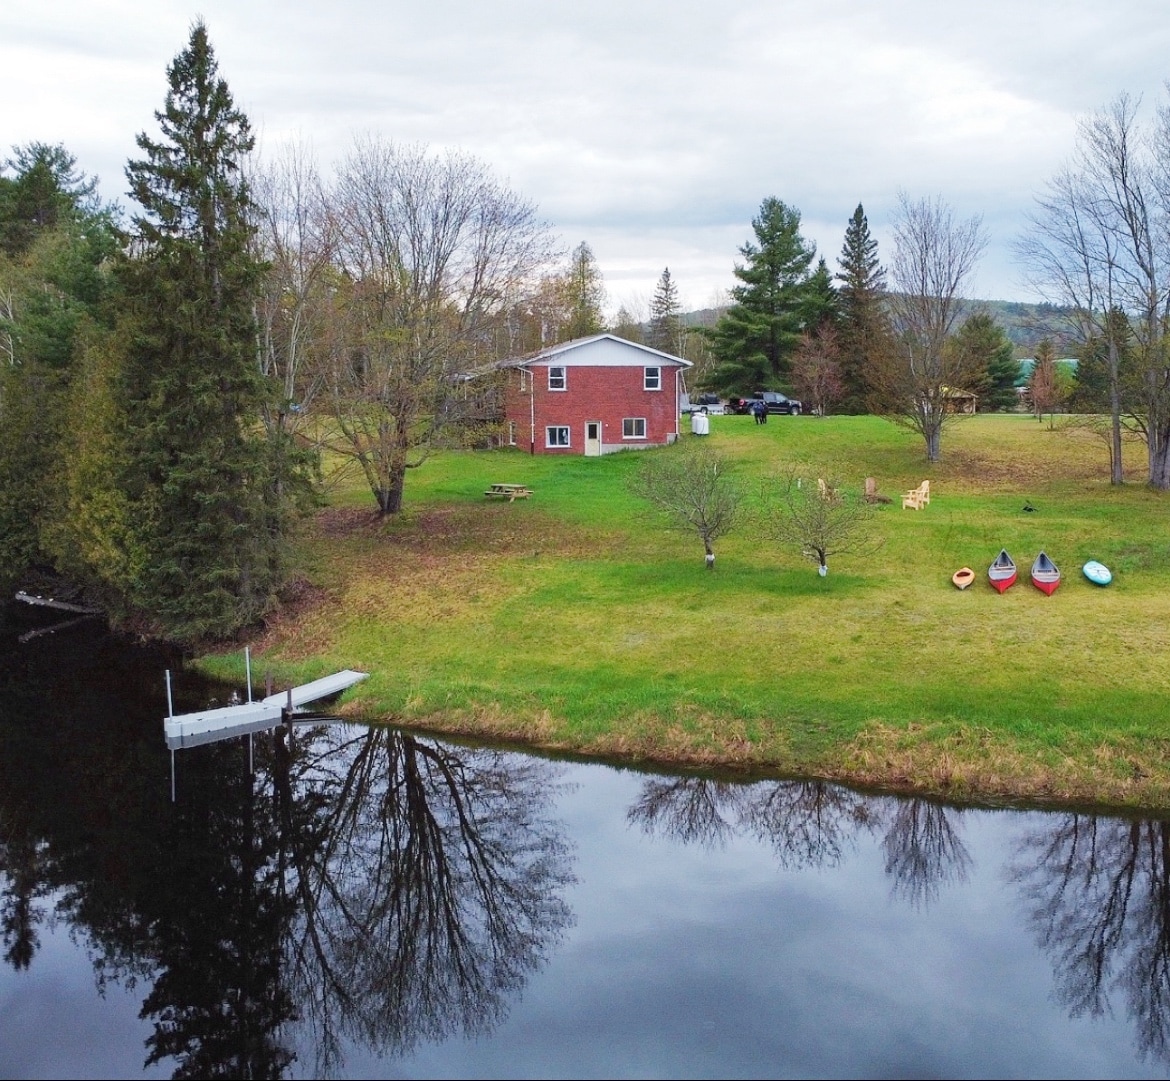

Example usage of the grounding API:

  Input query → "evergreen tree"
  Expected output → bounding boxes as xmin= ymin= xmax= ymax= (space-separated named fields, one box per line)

xmin=708 ymin=197 xmax=816 ymax=392
xmin=0 ymin=145 xmax=116 ymax=595
xmin=948 ymin=310 xmax=1020 ymax=412
xmin=800 ymin=257 xmax=840 ymax=333
xmin=835 ymin=203 xmax=890 ymax=413
xmin=610 ymin=303 xmax=644 ymax=343
xmin=1070 ymin=309 xmax=1131 ymax=413
xmin=647 ymin=266 xmax=681 ymax=353
xmin=0 ymin=143 xmax=100 ymax=257
xmin=115 ymin=21 xmax=293 ymax=641
xmin=562 ymin=241 xmax=605 ymax=340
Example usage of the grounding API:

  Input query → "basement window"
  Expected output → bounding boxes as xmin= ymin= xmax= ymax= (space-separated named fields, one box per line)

xmin=623 ymin=417 xmax=647 ymax=440
xmin=546 ymin=426 xmax=570 ymax=447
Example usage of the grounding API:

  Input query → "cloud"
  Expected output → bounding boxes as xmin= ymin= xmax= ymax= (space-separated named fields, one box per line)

xmin=4 ymin=0 xmax=1170 ymax=310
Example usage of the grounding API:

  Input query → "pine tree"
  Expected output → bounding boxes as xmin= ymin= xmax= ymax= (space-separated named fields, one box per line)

xmin=115 ymin=21 xmax=291 ymax=641
xmin=835 ymin=203 xmax=891 ymax=413
xmin=562 ymin=242 xmax=605 ymax=340
xmin=948 ymin=311 xmax=1020 ymax=412
xmin=707 ymin=197 xmax=816 ymax=392
xmin=647 ymin=266 xmax=682 ymax=353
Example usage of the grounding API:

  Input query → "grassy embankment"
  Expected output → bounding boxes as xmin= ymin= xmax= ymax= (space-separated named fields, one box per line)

xmin=201 ymin=414 xmax=1170 ymax=810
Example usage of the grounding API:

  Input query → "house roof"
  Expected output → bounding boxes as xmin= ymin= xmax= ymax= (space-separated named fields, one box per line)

xmin=500 ymin=333 xmax=692 ymax=369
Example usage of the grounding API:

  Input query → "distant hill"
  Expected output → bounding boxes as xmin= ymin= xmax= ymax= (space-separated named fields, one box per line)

xmin=679 ymin=299 xmax=1081 ymax=358
xmin=977 ymin=300 xmax=1081 ymax=357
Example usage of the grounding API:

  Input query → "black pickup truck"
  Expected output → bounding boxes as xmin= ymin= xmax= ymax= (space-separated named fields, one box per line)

xmin=729 ymin=391 xmax=803 ymax=416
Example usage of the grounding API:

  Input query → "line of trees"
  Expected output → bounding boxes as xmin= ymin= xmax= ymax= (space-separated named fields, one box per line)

xmin=1019 ymin=90 xmax=1170 ymax=489
xmin=698 ymin=193 xmax=1019 ymax=463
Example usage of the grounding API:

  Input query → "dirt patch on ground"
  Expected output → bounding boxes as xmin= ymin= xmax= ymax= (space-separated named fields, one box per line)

xmin=314 ymin=503 xmax=610 ymax=560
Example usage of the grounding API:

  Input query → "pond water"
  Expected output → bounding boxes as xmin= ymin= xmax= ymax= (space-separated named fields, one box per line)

xmin=2 ymin=605 xmax=1169 ymax=1079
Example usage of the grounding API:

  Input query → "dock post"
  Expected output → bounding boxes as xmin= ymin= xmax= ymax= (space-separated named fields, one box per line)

xmin=165 ymin=670 xmax=174 ymax=720
xmin=245 ymin=647 xmax=253 ymax=703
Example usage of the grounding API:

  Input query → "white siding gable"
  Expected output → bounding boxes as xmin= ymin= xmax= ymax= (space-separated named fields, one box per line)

xmin=525 ymin=335 xmax=690 ymax=368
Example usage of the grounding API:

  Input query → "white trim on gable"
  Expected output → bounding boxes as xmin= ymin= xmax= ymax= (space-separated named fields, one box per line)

xmin=508 ymin=333 xmax=691 ymax=369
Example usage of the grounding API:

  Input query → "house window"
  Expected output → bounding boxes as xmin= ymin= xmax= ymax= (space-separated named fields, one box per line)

xmin=546 ymin=425 xmax=570 ymax=448
xmin=507 ymin=421 xmax=516 ymax=446
xmin=548 ymin=366 xmax=566 ymax=391
xmin=518 ymin=369 xmax=531 ymax=392
xmin=622 ymin=417 xmax=647 ymax=440
xmin=644 ymin=366 xmax=662 ymax=391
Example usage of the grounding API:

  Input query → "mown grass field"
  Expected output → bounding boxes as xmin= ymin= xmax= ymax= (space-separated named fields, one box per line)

xmin=202 ymin=413 xmax=1170 ymax=810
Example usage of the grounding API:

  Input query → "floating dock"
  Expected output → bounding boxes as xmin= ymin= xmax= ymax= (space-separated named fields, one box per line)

xmin=164 ymin=669 xmax=368 ymax=750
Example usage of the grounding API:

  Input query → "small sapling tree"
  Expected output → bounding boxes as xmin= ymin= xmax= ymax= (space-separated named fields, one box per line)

xmin=628 ymin=443 xmax=740 ymax=568
xmin=764 ymin=472 xmax=880 ymax=576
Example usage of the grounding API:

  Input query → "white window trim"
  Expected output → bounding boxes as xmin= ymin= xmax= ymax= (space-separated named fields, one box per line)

xmin=622 ymin=417 xmax=647 ymax=440
xmin=507 ymin=421 xmax=516 ymax=446
xmin=548 ymin=366 xmax=567 ymax=391
xmin=644 ymin=366 xmax=662 ymax=391
xmin=546 ymin=425 xmax=570 ymax=448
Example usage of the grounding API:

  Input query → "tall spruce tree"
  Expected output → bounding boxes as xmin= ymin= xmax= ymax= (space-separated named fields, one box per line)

xmin=647 ymin=266 xmax=682 ymax=353
xmin=835 ymin=203 xmax=890 ymax=413
xmin=116 ymin=22 xmax=288 ymax=641
xmin=562 ymin=241 xmax=606 ymax=340
xmin=707 ymin=197 xmax=816 ymax=392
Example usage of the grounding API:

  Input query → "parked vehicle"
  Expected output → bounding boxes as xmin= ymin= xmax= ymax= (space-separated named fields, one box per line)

xmin=681 ymin=392 xmax=726 ymax=415
xmin=729 ymin=391 xmax=803 ymax=416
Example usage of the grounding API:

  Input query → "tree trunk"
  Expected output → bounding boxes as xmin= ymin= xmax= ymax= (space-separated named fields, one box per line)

xmin=1149 ymin=432 xmax=1170 ymax=490
xmin=1108 ymin=337 xmax=1124 ymax=486
xmin=376 ymin=469 xmax=406 ymax=514
xmin=925 ymin=425 xmax=941 ymax=464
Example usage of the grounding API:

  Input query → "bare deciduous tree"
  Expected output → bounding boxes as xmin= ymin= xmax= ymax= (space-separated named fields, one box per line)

xmin=1019 ymin=93 xmax=1170 ymax=488
xmin=628 ymin=443 xmax=740 ymax=568
xmin=324 ymin=137 xmax=556 ymax=514
xmin=791 ymin=324 xmax=845 ymax=417
xmin=250 ymin=140 xmax=334 ymax=444
xmin=764 ymin=471 xmax=880 ymax=576
xmin=872 ymin=193 xmax=988 ymax=462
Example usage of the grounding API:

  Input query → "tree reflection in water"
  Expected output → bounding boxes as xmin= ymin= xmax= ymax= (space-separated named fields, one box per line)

xmin=628 ymin=776 xmax=969 ymax=901
xmin=882 ymin=798 xmax=972 ymax=907
xmin=1011 ymin=814 xmax=1170 ymax=1066
xmin=271 ymin=725 xmax=575 ymax=1071
xmin=0 ymin=620 xmax=574 ymax=1081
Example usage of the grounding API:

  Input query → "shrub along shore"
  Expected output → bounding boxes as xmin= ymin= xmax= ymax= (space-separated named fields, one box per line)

xmin=201 ymin=414 xmax=1170 ymax=812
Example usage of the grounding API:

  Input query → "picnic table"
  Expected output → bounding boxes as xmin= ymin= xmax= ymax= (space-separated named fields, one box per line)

xmin=484 ymin=482 xmax=533 ymax=502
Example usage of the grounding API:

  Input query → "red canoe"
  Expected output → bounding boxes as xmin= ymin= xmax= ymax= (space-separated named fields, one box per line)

xmin=1031 ymin=551 xmax=1060 ymax=595
xmin=988 ymin=549 xmax=1017 ymax=593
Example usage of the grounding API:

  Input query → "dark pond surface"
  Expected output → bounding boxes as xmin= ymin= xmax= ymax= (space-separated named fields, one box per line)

xmin=2 ymin=603 xmax=1170 ymax=1079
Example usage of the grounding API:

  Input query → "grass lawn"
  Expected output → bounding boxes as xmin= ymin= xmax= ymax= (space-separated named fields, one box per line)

xmin=201 ymin=413 xmax=1170 ymax=810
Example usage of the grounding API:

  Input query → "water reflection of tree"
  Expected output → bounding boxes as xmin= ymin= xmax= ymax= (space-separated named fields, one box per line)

xmin=273 ymin=725 xmax=574 ymax=1070
xmin=1012 ymin=814 xmax=1170 ymax=1065
xmin=0 ymin=623 xmax=573 ymax=1078
xmin=629 ymin=776 xmax=969 ymax=898
xmin=882 ymin=799 xmax=972 ymax=907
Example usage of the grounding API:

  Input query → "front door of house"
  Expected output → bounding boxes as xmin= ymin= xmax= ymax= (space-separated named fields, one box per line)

xmin=585 ymin=421 xmax=601 ymax=457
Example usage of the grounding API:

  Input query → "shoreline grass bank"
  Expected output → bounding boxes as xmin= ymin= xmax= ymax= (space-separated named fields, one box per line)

xmin=200 ymin=414 xmax=1170 ymax=812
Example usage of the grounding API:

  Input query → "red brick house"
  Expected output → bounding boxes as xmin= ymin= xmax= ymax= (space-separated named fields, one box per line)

xmin=500 ymin=334 xmax=691 ymax=455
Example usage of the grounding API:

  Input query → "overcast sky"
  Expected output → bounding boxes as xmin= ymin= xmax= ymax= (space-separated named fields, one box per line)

xmin=5 ymin=2 xmax=1170 ymax=315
